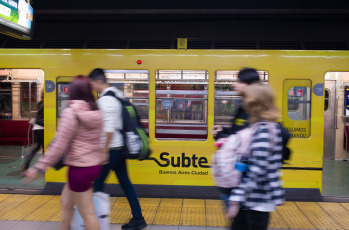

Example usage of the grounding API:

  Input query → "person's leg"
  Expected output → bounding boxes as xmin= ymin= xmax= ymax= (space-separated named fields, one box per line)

xmin=112 ymin=150 xmax=142 ymax=219
xmin=217 ymin=187 xmax=232 ymax=209
xmin=60 ymin=183 xmax=74 ymax=230
xmin=245 ymin=210 xmax=269 ymax=230
xmin=69 ymin=165 xmax=102 ymax=230
xmin=74 ymin=188 xmax=100 ymax=230
xmin=231 ymin=208 xmax=247 ymax=230
xmin=22 ymin=130 xmax=41 ymax=170
xmin=93 ymin=151 xmax=113 ymax=192
xmin=37 ymin=129 xmax=44 ymax=154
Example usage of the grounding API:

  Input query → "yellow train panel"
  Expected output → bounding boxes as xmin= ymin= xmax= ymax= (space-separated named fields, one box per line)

xmin=1 ymin=49 xmax=348 ymax=193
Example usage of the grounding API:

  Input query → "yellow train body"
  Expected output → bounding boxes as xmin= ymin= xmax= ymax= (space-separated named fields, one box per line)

xmin=1 ymin=49 xmax=346 ymax=193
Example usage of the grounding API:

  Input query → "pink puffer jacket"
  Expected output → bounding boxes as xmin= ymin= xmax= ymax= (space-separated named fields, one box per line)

xmin=34 ymin=100 xmax=103 ymax=171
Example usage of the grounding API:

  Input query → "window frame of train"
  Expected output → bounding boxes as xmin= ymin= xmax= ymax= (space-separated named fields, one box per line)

xmin=56 ymin=77 xmax=73 ymax=118
xmin=283 ymin=79 xmax=312 ymax=138
xmin=214 ymin=70 xmax=269 ymax=127
xmin=56 ymin=71 xmax=150 ymax=132
xmin=19 ymin=82 xmax=38 ymax=119
xmin=155 ymin=70 xmax=208 ymax=140
xmin=105 ymin=70 xmax=149 ymax=133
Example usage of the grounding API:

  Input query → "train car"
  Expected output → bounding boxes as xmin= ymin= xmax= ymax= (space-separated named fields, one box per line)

xmin=1 ymin=49 xmax=348 ymax=199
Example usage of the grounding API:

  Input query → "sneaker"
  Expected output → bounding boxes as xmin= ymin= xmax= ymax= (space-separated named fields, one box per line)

xmin=121 ymin=217 xmax=147 ymax=230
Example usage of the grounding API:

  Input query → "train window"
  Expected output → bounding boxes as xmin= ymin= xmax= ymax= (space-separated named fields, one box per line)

xmin=57 ymin=82 xmax=70 ymax=117
xmin=0 ymin=83 xmax=12 ymax=119
xmin=19 ymin=82 xmax=37 ymax=118
xmin=283 ymin=79 xmax=311 ymax=138
xmin=287 ymin=87 xmax=311 ymax=120
xmin=324 ymin=89 xmax=330 ymax=111
xmin=214 ymin=71 xmax=268 ymax=126
xmin=106 ymin=70 xmax=149 ymax=132
xmin=57 ymin=71 xmax=149 ymax=134
xmin=155 ymin=70 xmax=208 ymax=140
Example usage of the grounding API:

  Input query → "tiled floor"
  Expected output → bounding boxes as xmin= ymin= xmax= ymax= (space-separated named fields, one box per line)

xmin=1 ymin=194 xmax=349 ymax=230
xmin=0 ymin=146 xmax=44 ymax=190
xmin=0 ymin=221 xmax=229 ymax=230
xmin=0 ymin=220 xmax=289 ymax=230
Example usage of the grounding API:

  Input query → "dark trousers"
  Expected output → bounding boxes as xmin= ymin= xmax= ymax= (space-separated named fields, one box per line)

xmin=231 ymin=209 xmax=270 ymax=230
xmin=24 ymin=129 xmax=44 ymax=169
xmin=93 ymin=149 xmax=142 ymax=219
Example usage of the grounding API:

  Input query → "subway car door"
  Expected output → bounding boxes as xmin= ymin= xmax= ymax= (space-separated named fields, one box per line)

xmin=323 ymin=80 xmax=337 ymax=160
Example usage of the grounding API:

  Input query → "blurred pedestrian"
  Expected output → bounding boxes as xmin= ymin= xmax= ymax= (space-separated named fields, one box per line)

xmin=211 ymin=68 xmax=261 ymax=139
xmin=24 ymin=75 xmax=104 ymax=230
xmin=210 ymin=68 xmax=261 ymax=206
xmin=226 ymin=83 xmax=284 ymax=230
xmin=89 ymin=68 xmax=147 ymax=230
xmin=22 ymin=90 xmax=44 ymax=172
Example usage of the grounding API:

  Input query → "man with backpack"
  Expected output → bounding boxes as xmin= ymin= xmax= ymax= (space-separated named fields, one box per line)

xmin=89 ymin=68 xmax=147 ymax=230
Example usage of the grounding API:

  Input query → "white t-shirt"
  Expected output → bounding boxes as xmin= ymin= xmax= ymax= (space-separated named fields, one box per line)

xmin=97 ymin=87 xmax=124 ymax=148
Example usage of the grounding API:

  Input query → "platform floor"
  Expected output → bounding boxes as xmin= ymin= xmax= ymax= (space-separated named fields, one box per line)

xmin=1 ymin=194 xmax=349 ymax=230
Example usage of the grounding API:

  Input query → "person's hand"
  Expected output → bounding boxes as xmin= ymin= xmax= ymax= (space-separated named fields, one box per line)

xmin=210 ymin=125 xmax=223 ymax=138
xmin=226 ymin=202 xmax=240 ymax=218
xmin=23 ymin=168 xmax=41 ymax=184
xmin=101 ymin=147 xmax=109 ymax=165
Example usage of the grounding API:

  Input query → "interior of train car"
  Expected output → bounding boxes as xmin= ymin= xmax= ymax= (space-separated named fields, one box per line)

xmin=323 ymin=72 xmax=349 ymax=197
xmin=0 ymin=49 xmax=349 ymax=200
xmin=0 ymin=69 xmax=45 ymax=190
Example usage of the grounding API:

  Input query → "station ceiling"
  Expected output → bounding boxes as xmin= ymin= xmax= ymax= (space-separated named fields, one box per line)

xmin=2 ymin=0 xmax=349 ymax=49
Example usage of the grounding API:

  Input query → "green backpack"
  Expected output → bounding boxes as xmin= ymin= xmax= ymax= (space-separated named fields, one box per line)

xmin=104 ymin=90 xmax=151 ymax=160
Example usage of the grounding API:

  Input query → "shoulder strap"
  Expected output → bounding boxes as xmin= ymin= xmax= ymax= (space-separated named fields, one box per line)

xmin=103 ymin=90 xmax=124 ymax=132
xmin=103 ymin=90 xmax=123 ymax=104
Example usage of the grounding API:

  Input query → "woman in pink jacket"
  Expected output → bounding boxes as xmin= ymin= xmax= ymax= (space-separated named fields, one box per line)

xmin=24 ymin=75 xmax=103 ymax=230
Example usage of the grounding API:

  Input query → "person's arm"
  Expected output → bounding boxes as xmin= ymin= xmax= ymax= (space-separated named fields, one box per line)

xmin=100 ymin=132 xmax=113 ymax=164
xmin=98 ymin=96 xmax=114 ymax=160
xmin=215 ymin=129 xmax=229 ymax=140
xmin=24 ymin=108 xmax=78 ymax=183
xmin=98 ymin=95 xmax=122 ymax=162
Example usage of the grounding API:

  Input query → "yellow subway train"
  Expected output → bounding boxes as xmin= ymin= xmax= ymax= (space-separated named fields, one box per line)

xmin=1 ymin=49 xmax=347 ymax=199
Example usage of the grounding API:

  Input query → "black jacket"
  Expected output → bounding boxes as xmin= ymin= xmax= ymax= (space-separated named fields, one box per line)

xmin=216 ymin=106 xmax=249 ymax=140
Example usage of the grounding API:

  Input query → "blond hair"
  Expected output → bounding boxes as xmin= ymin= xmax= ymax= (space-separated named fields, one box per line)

xmin=242 ymin=83 xmax=279 ymax=123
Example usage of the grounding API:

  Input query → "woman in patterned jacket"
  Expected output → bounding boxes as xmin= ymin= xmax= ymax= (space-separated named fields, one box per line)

xmin=227 ymin=83 xmax=284 ymax=230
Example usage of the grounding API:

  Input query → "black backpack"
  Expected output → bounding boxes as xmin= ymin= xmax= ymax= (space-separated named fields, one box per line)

xmin=104 ymin=91 xmax=151 ymax=160
xmin=279 ymin=124 xmax=292 ymax=164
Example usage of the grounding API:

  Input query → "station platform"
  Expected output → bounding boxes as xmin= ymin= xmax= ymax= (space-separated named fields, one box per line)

xmin=1 ymin=194 xmax=349 ymax=230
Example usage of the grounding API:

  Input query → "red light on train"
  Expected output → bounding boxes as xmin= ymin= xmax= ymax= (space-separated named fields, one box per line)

xmin=137 ymin=60 xmax=142 ymax=64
